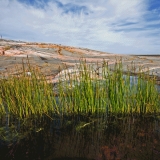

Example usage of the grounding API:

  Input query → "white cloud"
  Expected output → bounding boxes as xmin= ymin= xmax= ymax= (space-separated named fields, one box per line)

xmin=0 ymin=0 xmax=160 ymax=54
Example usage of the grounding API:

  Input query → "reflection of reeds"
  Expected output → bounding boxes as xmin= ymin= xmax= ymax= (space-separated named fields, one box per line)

xmin=0 ymin=59 xmax=159 ymax=119
xmin=0 ymin=114 xmax=158 ymax=159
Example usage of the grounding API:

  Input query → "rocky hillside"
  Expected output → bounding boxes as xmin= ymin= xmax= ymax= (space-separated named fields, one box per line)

xmin=0 ymin=39 xmax=160 ymax=84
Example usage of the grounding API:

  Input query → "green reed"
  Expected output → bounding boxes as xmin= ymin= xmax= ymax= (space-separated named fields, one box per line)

xmin=56 ymin=60 xmax=160 ymax=116
xmin=0 ymin=61 xmax=59 ymax=119
xmin=0 ymin=59 xmax=159 ymax=119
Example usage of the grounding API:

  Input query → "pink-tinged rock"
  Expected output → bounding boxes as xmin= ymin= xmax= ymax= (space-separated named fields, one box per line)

xmin=0 ymin=48 xmax=5 ymax=55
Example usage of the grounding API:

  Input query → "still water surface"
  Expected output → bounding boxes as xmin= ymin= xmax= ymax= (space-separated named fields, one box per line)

xmin=0 ymin=115 xmax=160 ymax=160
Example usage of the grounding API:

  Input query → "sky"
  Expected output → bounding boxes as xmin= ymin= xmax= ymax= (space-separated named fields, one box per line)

xmin=0 ymin=0 xmax=160 ymax=55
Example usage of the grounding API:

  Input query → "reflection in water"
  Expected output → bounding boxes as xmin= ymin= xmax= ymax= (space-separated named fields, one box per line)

xmin=0 ymin=115 xmax=160 ymax=160
xmin=123 ymin=75 xmax=160 ymax=92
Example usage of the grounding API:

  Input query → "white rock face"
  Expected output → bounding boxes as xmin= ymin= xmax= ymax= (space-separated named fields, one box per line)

xmin=52 ymin=64 xmax=100 ymax=84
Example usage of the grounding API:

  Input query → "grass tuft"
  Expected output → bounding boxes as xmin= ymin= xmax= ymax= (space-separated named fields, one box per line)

xmin=0 ymin=59 xmax=159 ymax=119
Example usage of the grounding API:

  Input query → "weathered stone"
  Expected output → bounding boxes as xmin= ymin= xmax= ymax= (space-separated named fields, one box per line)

xmin=0 ymin=39 xmax=160 ymax=85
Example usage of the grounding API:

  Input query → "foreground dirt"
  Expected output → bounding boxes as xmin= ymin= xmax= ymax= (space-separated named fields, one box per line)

xmin=0 ymin=39 xmax=160 ymax=84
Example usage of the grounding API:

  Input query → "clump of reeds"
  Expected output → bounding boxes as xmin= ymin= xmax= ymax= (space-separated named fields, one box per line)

xmin=55 ymin=60 xmax=160 ymax=116
xmin=0 ymin=59 xmax=159 ymax=120
xmin=0 ymin=60 xmax=59 ymax=119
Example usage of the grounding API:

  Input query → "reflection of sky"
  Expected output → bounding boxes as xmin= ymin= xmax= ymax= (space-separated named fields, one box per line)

xmin=156 ymin=85 xmax=160 ymax=93
xmin=123 ymin=75 xmax=160 ymax=93
xmin=123 ymin=75 xmax=138 ymax=87
xmin=0 ymin=0 xmax=160 ymax=54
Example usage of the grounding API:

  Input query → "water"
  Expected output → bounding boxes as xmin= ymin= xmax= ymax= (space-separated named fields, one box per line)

xmin=0 ymin=75 xmax=160 ymax=159
xmin=54 ymin=75 xmax=160 ymax=94
xmin=123 ymin=75 xmax=160 ymax=93
xmin=0 ymin=115 xmax=160 ymax=160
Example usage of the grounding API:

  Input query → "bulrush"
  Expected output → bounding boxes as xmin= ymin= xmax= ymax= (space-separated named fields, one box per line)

xmin=0 ymin=59 xmax=159 ymax=120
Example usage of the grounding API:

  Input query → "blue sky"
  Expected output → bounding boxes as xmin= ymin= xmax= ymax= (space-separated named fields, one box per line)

xmin=0 ymin=0 xmax=160 ymax=54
